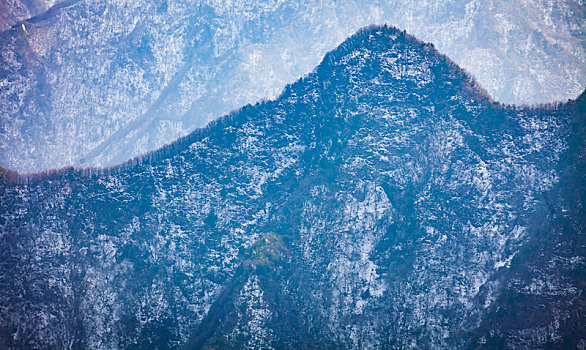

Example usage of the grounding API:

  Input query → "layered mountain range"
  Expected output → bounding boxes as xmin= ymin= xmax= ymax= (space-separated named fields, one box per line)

xmin=1 ymin=0 xmax=585 ymax=172
xmin=1 ymin=26 xmax=585 ymax=349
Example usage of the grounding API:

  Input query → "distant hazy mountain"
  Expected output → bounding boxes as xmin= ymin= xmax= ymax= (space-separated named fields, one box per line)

xmin=0 ymin=0 xmax=58 ymax=32
xmin=1 ymin=26 xmax=584 ymax=349
xmin=0 ymin=0 xmax=584 ymax=172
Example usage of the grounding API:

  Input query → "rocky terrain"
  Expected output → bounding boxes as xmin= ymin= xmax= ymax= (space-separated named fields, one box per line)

xmin=0 ymin=26 xmax=584 ymax=349
xmin=0 ymin=0 xmax=584 ymax=172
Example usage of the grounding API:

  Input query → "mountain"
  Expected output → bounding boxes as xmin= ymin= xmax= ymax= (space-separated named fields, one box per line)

xmin=0 ymin=26 xmax=584 ymax=349
xmin=0 ymin=0 xmax=584 ymax=173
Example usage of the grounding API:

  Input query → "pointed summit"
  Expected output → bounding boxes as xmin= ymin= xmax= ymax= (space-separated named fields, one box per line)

xmin=313 ymin=25 xmax=491 ymax=104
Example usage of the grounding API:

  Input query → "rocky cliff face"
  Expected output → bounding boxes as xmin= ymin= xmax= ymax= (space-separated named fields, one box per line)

xmin=1 ymin=0 xmax=584 ymax=172
xmin=0 ymin=26 xmax=584 ymax=349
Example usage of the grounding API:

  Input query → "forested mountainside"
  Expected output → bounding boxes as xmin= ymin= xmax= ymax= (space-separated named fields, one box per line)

xmin=1 ymin=0 xmax=584 ymax=172
xmin=1 ymin=26 xmax=584 ymax=349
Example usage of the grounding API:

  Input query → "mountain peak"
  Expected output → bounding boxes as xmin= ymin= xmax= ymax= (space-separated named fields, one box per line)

xmin=312 ymin=24 xmax=492 ymax=104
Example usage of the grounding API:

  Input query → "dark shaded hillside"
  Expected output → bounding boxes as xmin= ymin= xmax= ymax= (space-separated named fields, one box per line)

xmin=1 ymin=25 xmax=584 ymax=349
xmin=468 ymin=91 xmax=586 ymax=349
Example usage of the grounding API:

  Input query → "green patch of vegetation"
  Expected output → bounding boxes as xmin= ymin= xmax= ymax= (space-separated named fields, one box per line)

xmin=243 ymin=232 xmax=289 ymax=271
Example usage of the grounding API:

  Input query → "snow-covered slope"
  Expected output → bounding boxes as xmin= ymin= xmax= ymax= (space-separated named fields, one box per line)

xmin=0 ymin=0 xmax=584 ymax=172
xmin=1 ymin=26 xmax=584 ymax=349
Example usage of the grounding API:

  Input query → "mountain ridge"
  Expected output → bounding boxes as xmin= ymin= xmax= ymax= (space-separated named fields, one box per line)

xmin=0 ymin=25 xmax=580 ymax=181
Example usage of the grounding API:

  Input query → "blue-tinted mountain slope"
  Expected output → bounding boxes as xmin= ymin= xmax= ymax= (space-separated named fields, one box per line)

xmin=0 ymin=26 xmax=584 ymax=349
